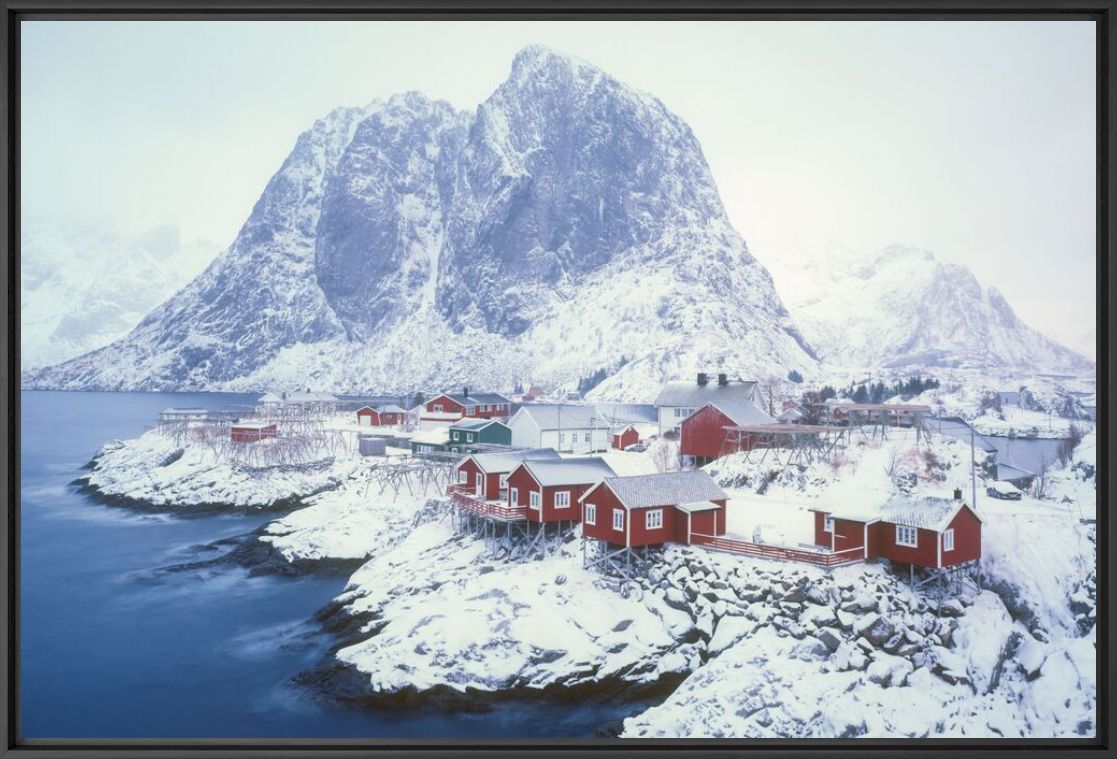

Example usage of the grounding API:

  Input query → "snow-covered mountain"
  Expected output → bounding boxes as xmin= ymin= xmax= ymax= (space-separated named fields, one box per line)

xmin=766 ymin=244 xmax=1093 ymax=374
xmin=20 ymin=219 xmax=217 ymax=370
xmin=24 ymin=46 xmax=817 ymax=399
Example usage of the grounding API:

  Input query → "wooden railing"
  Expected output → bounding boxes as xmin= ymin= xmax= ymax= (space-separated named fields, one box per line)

xmin=690 ymin=534 xmax=864 ymax=567
xmin=447 ymin=485 xmax=528 ymax=522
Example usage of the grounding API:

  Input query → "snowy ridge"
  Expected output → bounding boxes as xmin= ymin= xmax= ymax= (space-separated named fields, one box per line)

xmin=766 ymin=244 xmax=1092 ymax=374
xmin=26 ymin=46 xmax=816 ymax=398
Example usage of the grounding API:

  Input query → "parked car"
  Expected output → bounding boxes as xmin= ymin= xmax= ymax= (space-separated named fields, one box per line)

xmin=624 ymin=443 xmax=648 ymax=452
xmin=986 ymin=481 xmax=1023 ymax=500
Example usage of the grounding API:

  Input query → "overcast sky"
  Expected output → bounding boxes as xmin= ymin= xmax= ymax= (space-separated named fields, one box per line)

xmin=21 ymin=20 xmax=1096 ymax=353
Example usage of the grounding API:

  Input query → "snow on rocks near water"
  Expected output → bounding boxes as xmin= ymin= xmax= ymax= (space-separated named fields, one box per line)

xmin=80 ymin=428 xmax=363 ymax=510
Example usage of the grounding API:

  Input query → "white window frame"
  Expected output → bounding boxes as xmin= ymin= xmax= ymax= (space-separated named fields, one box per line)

xmin=943 ymin=528 xmax=955 ymax=552
xmin=645 ymin=509 xmax=664 ymax=530
xmin=458 ymin=470 xmax=468 ymax=484
xmin=824 ymin=516 xmax=834 ymax=533
xmin=612 ymin=510 xmax=624 ymax=532
xmin=559 ymin=432 xmax=566 ymax=446
xmin=510 ymin=487 xmax=519 ymax=507
xmin=499 ymin=473 xmax=509 ymax=488
xmin=530 ymin=491 xmax=541 ymax=510
xmin=475 ymin=472 xmax=484 ymax=494
xmin=585 ymin=503 xmax=596 ymax=525
xmin=433 ymin=403 xmax=443 ymax=413
xmin=896 ymin=525 xmax=918 ymax=548
xmin=555 ymin=490 xmax=571 ymax=509
xmin=452 ymin=431 xmax=460 ymax=441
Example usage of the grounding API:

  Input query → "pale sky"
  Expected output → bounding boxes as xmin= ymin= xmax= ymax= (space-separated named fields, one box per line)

xmin=21 ymin=20 xmax=1096 ymax=352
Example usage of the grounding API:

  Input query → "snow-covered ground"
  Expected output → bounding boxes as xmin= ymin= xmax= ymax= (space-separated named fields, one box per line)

xmin=83 ymin=412 xmax=1097 ymax=737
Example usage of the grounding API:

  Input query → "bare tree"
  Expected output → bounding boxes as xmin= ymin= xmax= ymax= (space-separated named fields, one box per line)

xmin=650 ymin=439 xmax=681 ymax=473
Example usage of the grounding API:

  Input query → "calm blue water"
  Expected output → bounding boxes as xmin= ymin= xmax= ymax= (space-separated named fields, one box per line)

xmin=20 ymin=391 xmax=637 ymax=739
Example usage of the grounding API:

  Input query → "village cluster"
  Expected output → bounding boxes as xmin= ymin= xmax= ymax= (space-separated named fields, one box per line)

xmin=160 ymin=372 xmax=987 ymax=587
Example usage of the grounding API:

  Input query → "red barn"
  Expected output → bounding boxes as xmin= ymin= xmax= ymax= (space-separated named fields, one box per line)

xmin=230 ymin=421 xmax=278 ymax=443
xmin=680 ymin=401 xmax=774 ymax=466
xmin=810 ymin=492 xmax=982 ymax=569
xmin=580 ymin=470 xmax=728 ymax=548
xmin=357 ymin=405 xmax=407 ymax=427
xmin=506 ymin=458 xmax=616 ymax=523
xmin=611 ymin=425 xmax=641 ymax=450
xmin=452 ymin=448 xmax=561 ymax=501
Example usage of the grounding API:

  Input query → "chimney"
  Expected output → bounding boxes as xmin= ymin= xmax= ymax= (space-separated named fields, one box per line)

xmin=717 ymin=373 xmax=728 ymax=386
xmin=697 ymin=373 xmax=708 ymax=386
xmin=463 ymin=386 xmax=470 ymax=398
xmin=953 ymin=487 xmax=963 ymax=501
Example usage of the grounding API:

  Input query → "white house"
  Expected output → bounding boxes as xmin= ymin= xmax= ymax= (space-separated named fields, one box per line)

xmin=506 ymin=404 xmax=611 ymax=453
xmin=653 ymin=373 xmax=759 ymax=434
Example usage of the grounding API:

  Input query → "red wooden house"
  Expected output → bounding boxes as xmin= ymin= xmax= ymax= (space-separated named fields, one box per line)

xmin=230 ymin=421 xmax=278 ymax=443
xmin=421 ymin=388 xmax=514 ymax=428
xmin=680 ymin=401 xmax=774 ymax=466
xmin=505 ymin=458 xmax=616 ymax=523
xmin=809 ymin=491 xmax=981 ymax=569
xmin=579 ymin=470 xmax=728 ymax=549
xmin=452 ymin=448 xmax=561 ymax=501
xmin=356 ymin=405 xmax=406 ymax=427
xmin=611 ymin=425 xmax=641 ymax=450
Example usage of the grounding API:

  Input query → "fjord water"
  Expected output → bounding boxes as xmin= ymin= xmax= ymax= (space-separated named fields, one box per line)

xmin=19 ymin=391 xmax=628 ymax=739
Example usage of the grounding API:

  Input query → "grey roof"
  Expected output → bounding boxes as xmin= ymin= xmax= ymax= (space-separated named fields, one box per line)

xmin=469 ymin=448 xmax=561 ymax=474
xmin=676 ymin=500 xmax=723 ymax=513
xmin=438 ymin=391 xmax=512 ymax=406
xmin=375 ymin=404 xmax=407 ymax=414
xmin=516 ymin=404 xmax=608 ymax=430
xmin=593 ymin=403 xmax=658 ymax=425
xmin=520 ymin=457 xmax=617 ymax=488
xmin=823 ymin=495 xmax=977 ymax=532
xmin=654 ymin=379 xmax=758 ymax=407
xmin=696 ymin=401 xmax=774 ymax=427
xmin=594 ymin=470 xmax=728 ymax=509
xmin=451 ymin=418 xmax=508 ymax=431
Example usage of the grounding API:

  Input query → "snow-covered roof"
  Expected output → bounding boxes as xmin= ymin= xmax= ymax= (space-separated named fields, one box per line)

xmin=469 ymin=448 xmax=561 ymax=474
xmin=519 ymin=457 xmax=616 ymax=488
xmin=411 ymin=427 xmax=450 ymax=445
xmin=286 ymin=391 xmax=338 ymax=402
xmin=593 ymin=403 xmax=658 ymax=425
xmin=590 ymin=470 xmax=727 ymax=510
xmin=376 ymin=404 xmax=407 ymax=414
xmin=257 ymin=393 xmax=283 ymax=403
xmin=436 ymin=391 xmax=512 ymax=406
xmin=687 ymin=401 xmax=774 ymax=427
xmin=232 ymin=420 xmax=275 ymax=430
xmin=654 ymin=379 xmax=757 ymax=408
xmin=514 ymin=404 xmax=607 ymax=430
xmin=777 ymin=408 xmax=805 ymax=422
xmin=162 ymin=407 xmax=207 ymax=414
xmin=451 ymin=418 xmax=508 ymax=431
xmin=675 ymin=500 xmax=722 ymax=513
xmin=818 ymin=495 xmax=979 ymax=533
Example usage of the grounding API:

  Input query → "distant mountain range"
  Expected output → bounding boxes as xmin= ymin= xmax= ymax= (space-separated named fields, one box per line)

xmin=20 ymin=219 xmax=215 ymax=370
xmin=22 ymin=47 xmax=1092 ymax=398
xmin=765 ymin=244 xmax=1093 ymax=374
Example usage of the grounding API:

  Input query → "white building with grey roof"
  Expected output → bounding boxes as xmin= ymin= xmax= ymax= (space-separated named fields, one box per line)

xmin=654 ymin=373 xmax=759 ymax=434
xmin=506 ymin=404 xmax=611 ymax=453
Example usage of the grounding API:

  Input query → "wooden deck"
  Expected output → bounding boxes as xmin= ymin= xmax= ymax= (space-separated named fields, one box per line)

xmin=447 ymin=484 xmax=528 ymax=522
xmin=691 ymin=533 xmax=864 ymax=567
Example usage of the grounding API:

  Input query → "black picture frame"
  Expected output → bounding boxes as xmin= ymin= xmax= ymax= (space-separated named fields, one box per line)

xmin=1 ymin=1 xmax=1111 ymax=756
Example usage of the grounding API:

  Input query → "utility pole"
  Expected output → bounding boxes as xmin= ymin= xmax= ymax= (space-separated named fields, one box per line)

xmin=970 ymin=424 xmax=978 ymax=510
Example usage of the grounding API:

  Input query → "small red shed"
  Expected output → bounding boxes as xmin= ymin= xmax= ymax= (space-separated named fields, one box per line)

xmin=810 ymin=493 xmax=982 ymax=569
xmin=580 ymin=470 xmax=728 ymax=548
xmin=506 ymin=457 xmax=616 ymax=523
xmin=680 ymin=401 xmax=774 ymax=466
xmin=611 ymin=425 xmax=641 ymax=450
xmin=230 ymin=421 xmax=278 ymax=443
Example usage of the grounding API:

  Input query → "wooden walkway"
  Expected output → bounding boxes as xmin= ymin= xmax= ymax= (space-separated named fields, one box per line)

xmin=447 ymin=485 xmax=528 ymax=522
xmin=691 ymin=533 xmax=864 ymax=567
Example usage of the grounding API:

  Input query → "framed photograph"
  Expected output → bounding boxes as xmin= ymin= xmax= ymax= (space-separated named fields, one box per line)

xmin=4 ymin=1 xmax=1108 ymax=755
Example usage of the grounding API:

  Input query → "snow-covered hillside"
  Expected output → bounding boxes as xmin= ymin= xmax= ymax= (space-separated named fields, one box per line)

xmin=24 ymin=46 xmax=816 ymax=398
xmin=20 ymin=218 xmax=216 ymax=369
xmin=766 ymin=244 xmax=1092 ymax=374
